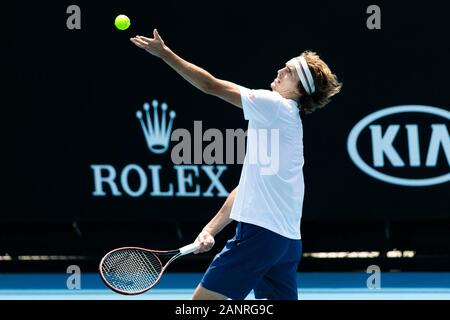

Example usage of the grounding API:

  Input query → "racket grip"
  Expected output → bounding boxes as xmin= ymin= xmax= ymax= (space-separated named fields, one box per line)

xmin=179 ymin=242 xmax=201 ymax=255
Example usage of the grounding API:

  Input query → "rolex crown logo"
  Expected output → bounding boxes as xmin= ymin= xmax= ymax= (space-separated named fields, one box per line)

xmin=136 ymin=99 xmax=176 ymax=154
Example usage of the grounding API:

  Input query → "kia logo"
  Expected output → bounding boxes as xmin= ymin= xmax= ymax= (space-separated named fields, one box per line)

xmin=347 ymin=105 xmax=450 ymax=187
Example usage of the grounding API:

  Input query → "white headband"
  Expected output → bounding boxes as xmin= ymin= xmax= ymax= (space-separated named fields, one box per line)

xmin=291 ymin=56 xmax=315 ymax=95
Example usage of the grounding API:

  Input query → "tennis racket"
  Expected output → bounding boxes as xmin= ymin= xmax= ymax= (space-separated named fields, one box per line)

xmin=99 ymin=241 xmax=200 ymax=295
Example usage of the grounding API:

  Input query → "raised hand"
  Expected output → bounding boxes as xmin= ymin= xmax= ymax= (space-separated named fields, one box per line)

xmin=130 ymin=29 xmax=167 ymax=58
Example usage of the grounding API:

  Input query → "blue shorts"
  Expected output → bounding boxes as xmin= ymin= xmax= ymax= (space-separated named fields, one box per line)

xmin=200 ymin=222 xmax=302 ymax=300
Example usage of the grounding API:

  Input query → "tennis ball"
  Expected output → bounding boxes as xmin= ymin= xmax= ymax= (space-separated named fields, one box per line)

xmin=114 ymin=14 xmax=130 ymax=31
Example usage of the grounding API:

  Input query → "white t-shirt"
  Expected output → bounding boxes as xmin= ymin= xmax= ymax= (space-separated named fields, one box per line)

xmin=230 ymin=86 xmax=305 ymax=240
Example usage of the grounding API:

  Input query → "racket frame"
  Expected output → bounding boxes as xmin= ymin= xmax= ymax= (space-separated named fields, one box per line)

xmin=99 ymin=243 xmax=199 ymax=295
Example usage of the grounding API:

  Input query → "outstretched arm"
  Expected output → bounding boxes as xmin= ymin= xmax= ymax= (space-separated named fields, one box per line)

xmin=130 ymin=29 xmax=242 ymax=109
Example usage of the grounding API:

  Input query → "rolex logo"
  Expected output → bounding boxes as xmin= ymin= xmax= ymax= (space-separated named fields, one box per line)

xmin=136 ymin=99 xmax=176 ymax=154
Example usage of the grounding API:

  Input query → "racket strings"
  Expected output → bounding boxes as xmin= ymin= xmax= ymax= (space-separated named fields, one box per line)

xmin=101 ymin=249 xmax=163 ymax=293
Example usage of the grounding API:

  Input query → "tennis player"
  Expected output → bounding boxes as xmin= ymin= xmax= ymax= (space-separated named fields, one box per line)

xmin=130 ymin=29 xmax=342 ymax=300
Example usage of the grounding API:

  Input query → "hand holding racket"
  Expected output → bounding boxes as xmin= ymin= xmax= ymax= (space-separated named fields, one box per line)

xmin=195 ymin=229 xmax=215 ymax=253
xmin=99 ymin=241 xmax=200 ymax=295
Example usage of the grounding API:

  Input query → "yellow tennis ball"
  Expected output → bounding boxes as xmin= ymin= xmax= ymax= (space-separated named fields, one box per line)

xmin=114 ymin=14 xmax=130 ymax=31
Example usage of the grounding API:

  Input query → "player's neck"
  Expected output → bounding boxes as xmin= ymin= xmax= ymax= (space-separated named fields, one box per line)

xmin=273 ymin=88 xmax=300 ymax=102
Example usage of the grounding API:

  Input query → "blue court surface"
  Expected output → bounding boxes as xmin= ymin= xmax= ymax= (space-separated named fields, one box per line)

xmin=1 ymin=272 xmax=450 ymax=300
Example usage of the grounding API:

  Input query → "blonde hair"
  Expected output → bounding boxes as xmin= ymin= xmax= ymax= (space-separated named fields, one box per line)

xmin=297 ymin=51 xmax=342 ymax=114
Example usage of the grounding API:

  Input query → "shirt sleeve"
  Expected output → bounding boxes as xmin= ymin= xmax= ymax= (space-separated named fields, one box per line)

xmin=239 ymin=86 xmax=281 ymax=125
